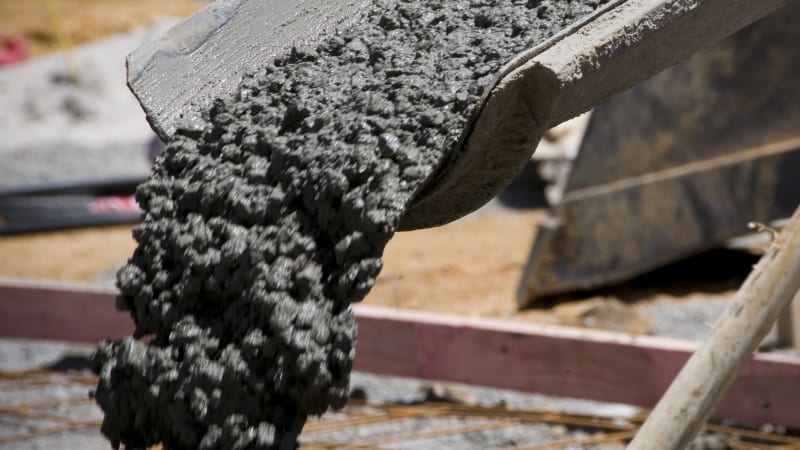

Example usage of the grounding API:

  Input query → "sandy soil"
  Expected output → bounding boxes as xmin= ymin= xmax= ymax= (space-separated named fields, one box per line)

xmin=370 ymin=210 xmax=653 ymax=333
xmin=0 ymin=225 xmax=135 ymax=282
xmin=0 ymin=209 xmax=656 ymax=334
xmin=0 ymin=0 xmax=204 ymax=58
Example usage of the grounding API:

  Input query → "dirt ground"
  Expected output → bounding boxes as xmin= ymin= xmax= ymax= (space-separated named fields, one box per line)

xmin=371 ymin=210 xmax=653 ymax=333
xmin=0 ymin=225 xmax=136 ymax=282
xmin=0 ymin=209 xmax=655 ymax=334
xmin=0 ymin=211 xmax=541 ymax=298
xmin=0 ymin=0 xmax=204 ymax=58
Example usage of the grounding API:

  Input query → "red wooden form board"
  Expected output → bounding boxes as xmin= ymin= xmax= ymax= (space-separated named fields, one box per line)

xmin=0 ymin=279 xmax=134 ymax=342
xmin=1 ymin=278 xmax=799 ymax=428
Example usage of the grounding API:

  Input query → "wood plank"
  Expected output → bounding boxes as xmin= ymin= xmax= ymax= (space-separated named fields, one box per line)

xmin=354 ymin=307 xmax=800 ymax=428
xmin=0 ymin=278 xmax=132 ymax=342
xmin=1 ymin=279 xmax=799 ymax=428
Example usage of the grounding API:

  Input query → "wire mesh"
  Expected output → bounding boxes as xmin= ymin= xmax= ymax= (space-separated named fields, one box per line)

xmin=1 ymin=369 xmax=799 ymax=449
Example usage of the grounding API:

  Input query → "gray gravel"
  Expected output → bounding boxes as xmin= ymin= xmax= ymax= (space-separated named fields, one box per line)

xmin=0 ymin=339 xmax=94 ymax=372
xmin=637 ymin=296 xmax=730 ymax=341
xmin=0 ymin=340 xmax=105 ymax=450
xmin=636 ymin=293 xmax=789 ymax=350
xmin=0 ymin=22 xmax=175 ymax=189
xmin=349 ymin=372 xmax=640 ymax=418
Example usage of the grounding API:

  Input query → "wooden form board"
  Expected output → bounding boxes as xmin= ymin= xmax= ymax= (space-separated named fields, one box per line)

xmin=1 ymin=278 xmax=799 ymax=428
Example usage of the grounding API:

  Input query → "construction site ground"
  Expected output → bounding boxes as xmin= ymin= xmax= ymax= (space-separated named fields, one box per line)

xmin=1 ymin=1 xmax=797 ymax=449
xmin=2 ymin=204 xmax=789 ymax=450
xmin=0 ymin=210 xmax=751 ymax=340
xmin=0 ymin=213 xmax=792 ymax=449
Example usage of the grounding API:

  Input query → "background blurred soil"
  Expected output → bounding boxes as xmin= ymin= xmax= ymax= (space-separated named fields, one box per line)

xmin=0 ymin=210 xmax=655 ymax=334
xmin=0 ymin=0 xmax=204 ymax=58
xmin=0 ymin=225 xmax=135 ymax=281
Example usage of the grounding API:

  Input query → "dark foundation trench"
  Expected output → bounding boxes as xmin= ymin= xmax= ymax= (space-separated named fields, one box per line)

xmin=91 ymin=1 xmax=606 ymax=448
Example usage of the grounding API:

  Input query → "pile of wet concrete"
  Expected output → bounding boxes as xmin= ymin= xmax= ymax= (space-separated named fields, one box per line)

xmin=91 ymin=0 xmax=607 ymax=448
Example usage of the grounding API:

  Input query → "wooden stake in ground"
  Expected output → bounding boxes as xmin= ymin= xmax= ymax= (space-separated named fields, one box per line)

xmin=628 ymin=205 xmax=800 ymax=450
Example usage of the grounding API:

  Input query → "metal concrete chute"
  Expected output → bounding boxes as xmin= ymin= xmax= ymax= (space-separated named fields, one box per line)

xmin=518 ymin=2 xmax=800 ymax=305
xmin=399 ymin=0 xmax=790 ymax=229
xmin=125 ymin=0 xmax=790 ymax=232
xmin=126 ymin=0 xmax=374 ymax=139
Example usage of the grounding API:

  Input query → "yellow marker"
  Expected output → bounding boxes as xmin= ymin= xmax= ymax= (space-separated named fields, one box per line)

xmin=44 ymin=0 xmax=80 ymax=82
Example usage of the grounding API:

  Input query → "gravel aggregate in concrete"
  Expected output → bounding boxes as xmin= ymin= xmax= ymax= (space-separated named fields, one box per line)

xmin=91 ymin=1 xmax=607 ymax=448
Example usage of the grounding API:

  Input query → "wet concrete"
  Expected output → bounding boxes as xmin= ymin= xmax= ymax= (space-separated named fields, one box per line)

xmin=92 ymin=1 xmax=605 ymax=448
